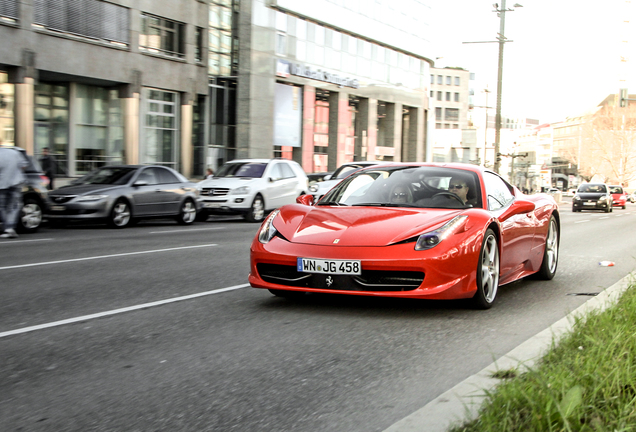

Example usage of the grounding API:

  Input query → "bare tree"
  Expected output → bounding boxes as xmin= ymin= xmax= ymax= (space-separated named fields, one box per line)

xmin=580 ymin=104 xmax=636 ymax=186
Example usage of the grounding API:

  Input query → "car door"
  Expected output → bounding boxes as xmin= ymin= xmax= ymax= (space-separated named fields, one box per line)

xmin=129 ymin=168 xmax=160 ymax=216
xmin=484 ymin=172 xmax=536 ymax=281
xmin=154 ymin=167 xmax=183 ymax=215
xmin=263 ymin=163 xmax=286 ymax=209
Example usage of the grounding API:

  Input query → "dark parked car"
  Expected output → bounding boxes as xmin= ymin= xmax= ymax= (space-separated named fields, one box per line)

xmin=0 ymin=146 xmax=51 ymax=233
xmin=46 ymin=165 xmax=200 ymax=228
xmin=572 ymin=183 xmax=612 ymax=212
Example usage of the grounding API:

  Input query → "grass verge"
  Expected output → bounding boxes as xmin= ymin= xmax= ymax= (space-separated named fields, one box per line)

xmin=450 ymin=285 xmax=636 ymax=432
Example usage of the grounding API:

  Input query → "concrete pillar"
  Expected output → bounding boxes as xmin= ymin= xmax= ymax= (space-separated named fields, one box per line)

xmin=406 ymin=106 xmax=426 ymax=162
xmin=386 ymin=102 xmax=403 ymax=162
xmin=301 ymin=85 xmax=316 ymax=172
xmin=181 ymin=103 xmax=193 ymax=178
xmin=123 ymin=95 xmax=140 ymax=165
xmin=327 ymin=91 xmax=348 ymax=171
xmin=14 ymin=77 xmax=34 ymax=154
xmin=356 ymin=97 xmax=377 ymax=161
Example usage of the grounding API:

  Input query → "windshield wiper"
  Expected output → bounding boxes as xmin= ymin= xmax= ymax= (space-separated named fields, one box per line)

xmin=316 ymin=201 xmax=349 ymax=206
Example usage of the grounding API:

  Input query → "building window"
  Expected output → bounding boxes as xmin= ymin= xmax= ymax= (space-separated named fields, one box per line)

xmin=276 ymin=32 xmax=286 ymax=55
xmin=74 ymin=85 xmax=123 ymax=174
xmin=195 ymin=27 xmax=203 ymax=63
xmin=436 ymin=123 xmax=442 ymax=129
xmin=444 ymin=123 xmax=450 ymax=129
xmin=0 ymin=73 xmax=14 ymax=146
xmin=430 ymin=75 xmax=434 ymax=84
xmin=33 ymin=0 xmax=129 ymax=44
xmin=454 ymin=92 xmax=459 ymax=102
xmin=435 ymin=107 xmax=442 ymax=121
xmin=446 ymin=92 xmax=450 ymax=101
xmin=0 ymin=0 xmax=18 ymax=21
xmin=34 ymin=83 xmax=69 ymax=176
xmin=209 ymin=1 xmax=234 ymax=76
xmin=446 ymin=76 xmax=451 ymax=85
xmin=430 ymin=90 xmax=433 ymax=98
xmin=445 ymin=108 xmax=459 ymax=121
xmin=144 ymin=88 xmax=178 ymax=169
xmin=452 ymin=124 xmax=459 ymax=129
xmin=437 ymin=91 xmax=442 ymax=101
xmin=140 ymin=13 xmax=185 ymax=58
xmin=437 ymin=75 xmax=442 ymax=85
xmin=455 ymin=76 xmax=460 ymax=85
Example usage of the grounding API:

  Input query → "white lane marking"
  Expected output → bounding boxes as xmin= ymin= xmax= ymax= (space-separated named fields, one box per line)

xmin=0 ymin=244 xmax=218 ymax=271
xmin=575 ymin=220 xmax=590 ymax=223
xmin=150 ymin=227 xmax=225 ymax=234
xmin=0 ymin=283 xmax=250 ymax=338
xmin=599 ymin=217 xmax=609 ymax=219
xmin=0 ymin=238 xmax=53 ymax=244
xmin=615 ymin=214 xmax=623 ymax=217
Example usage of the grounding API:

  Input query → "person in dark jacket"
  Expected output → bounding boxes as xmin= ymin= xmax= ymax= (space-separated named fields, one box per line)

xmin=39 ymin=147 xmax=56 ymax=190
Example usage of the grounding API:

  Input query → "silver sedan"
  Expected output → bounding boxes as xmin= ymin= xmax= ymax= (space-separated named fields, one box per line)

xmin=46 ymin=165 xmax=200 ymax=228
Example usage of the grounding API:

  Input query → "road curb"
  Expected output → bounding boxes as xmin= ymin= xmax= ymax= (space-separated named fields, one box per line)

xmin=382 ymin=273 xmax=635 ymax=432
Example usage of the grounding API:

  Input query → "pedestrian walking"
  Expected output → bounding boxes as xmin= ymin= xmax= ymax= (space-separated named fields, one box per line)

xmin=39 ymin=146 xmax=56 ymax=190
xmin=0 ymin=145 xmax=28 ymax=239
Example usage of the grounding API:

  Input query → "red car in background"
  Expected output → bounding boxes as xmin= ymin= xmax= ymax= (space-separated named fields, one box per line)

xmin=608 ymin=185 xmax=627 ymax=209
xmin=249 ymin=163 xmax=560 ymax=309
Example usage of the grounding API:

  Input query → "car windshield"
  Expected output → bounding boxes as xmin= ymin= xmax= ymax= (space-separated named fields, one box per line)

xmin=215 ymin=162 xmax=267 ymax=178
xmin=75 ymin=167 xmax=137 ymax=185
xmin=318 ymin=166 xmax=482 ymax=209
xmin=333 ymin=164 xmax=368 ymax=180
xmin=609 ymin=186 xmax=624 ymax=194
xmin=578 ymin=184 xmax=606 ymax=193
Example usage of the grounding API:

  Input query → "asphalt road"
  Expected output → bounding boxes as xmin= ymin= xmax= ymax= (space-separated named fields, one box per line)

xmin=1 ymin=201 xmax=635 ymax=432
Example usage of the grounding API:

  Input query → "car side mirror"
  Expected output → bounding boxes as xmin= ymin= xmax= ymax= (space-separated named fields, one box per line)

xmin=296 ymin=194 xmax=314 ymax=206
xmin=133 ymin=180 xmax=148 ymax=187
xmin=500 ymin=198 xmax=535 ymax=221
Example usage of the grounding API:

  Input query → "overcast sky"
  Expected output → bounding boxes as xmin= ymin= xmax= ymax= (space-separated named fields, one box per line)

xmin=430 ymin=0 xmax=634 ymax=123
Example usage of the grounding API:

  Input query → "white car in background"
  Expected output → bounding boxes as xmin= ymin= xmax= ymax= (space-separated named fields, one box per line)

xmin=309 ymin=161 xmax=379 ymax=201
xmin=196 ymin=159 xmax=308 ymax=222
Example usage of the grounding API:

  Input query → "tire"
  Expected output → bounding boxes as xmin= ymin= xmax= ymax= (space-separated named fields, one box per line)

xmin=176 ymin=199 xmax=196 ymax=225
xmin=623 ymin=205 xmax=626 ymax=209
xmin=532 ymin=215 xmax=559 ymax=280
xmin=244 ymin=194 xmax=265 ymax=223
xmin=108 ymin=199 xmax=132 ymax=228
xmin=18 ymin=197 xmax=43 ymax=233
xmin=605 ymin=205 xmax=611 ymax=213
xmin=471 ymin=228 xmax=499 ymax=309
xmin=268 ymin=289 xmax=306 ymax=299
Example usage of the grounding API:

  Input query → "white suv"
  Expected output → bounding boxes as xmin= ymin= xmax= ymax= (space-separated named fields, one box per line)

xmin=196 ymin=159 xmax=308 ymax=222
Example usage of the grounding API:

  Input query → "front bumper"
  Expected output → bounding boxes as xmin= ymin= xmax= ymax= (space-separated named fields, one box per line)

xmin=249 ymin=237 xmax=479 ymax=300
xmin=572 ymin=200 xmax=609 ymax=210
xmin=46 ymin=199 xmax=112 ymax=220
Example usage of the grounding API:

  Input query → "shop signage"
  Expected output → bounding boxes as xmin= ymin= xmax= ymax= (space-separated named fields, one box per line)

xmin=276 ymin=59 xmax=359 ymax=89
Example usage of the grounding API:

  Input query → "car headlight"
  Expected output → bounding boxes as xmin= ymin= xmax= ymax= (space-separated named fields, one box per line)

xmin=573 ymin=196 xmax=581 ymax=201
xmin=231 ymin=186 xmax=250 ymax=195
xmin=309 ymin=184 xmax=319 ymax=193
xmin=415 ymin=215 xmax=468 ymax=251
xmin=76 ymin=194 xmax=109 ymax=202
xmin=258 ymin=210 xmax=280 ymax=244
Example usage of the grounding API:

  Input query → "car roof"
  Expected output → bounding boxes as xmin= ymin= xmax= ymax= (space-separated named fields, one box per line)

xmin=226 ymin=158 xmax=298 ymax=164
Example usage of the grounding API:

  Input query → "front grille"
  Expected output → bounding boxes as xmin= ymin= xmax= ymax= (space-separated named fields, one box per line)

xmin=51 ymin=195 xmax=76 ymax=204
xmin=256 ymin=263 xmax=423 ymax=292
xmin=201 ymin=188 xmax=229 ymax=197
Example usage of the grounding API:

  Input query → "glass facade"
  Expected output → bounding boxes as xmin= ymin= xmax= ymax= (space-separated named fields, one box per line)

xmin=208 ymin=0 xmax=237 ymax=76
xmin=144 ymin=88 xmax=178 ymax=169
xmin=34 ymin=83 xmax=69 ymax=176
xmin=0 ymin=72 xmax=14 ymax=146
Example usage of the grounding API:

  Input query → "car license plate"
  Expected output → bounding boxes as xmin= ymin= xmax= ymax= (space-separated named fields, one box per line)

xmin=51 ymin=205 xmax=65 ymax=211
xmin=297 ymin=258 xmax=361 ymax=275
xmin=204 ymin=202 xmax=222 ymax=208
xmin=583 ymin=202 xmax=595 ymax=206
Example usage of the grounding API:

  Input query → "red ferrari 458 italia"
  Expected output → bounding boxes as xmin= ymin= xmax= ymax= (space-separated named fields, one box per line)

xmin=249 ymin=163 xmax=560 ymax=309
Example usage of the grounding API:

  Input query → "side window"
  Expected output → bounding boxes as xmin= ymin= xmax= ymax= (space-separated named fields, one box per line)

xmin=155 ymin=167 xmax=180 ymax=184
xmin=280 ymin=163 xmax=296 ymax=179
xmin=137 ymin=168 xmax=158 ymax=185
xmin=269 ymin=163 xmax=283 ymax=181
xmin=483 ymin=172 xmax=514 ymax=211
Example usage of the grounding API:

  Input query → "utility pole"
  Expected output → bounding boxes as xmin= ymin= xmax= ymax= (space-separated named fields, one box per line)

xmin=463 ymin=2 xmax=522 ymax=174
